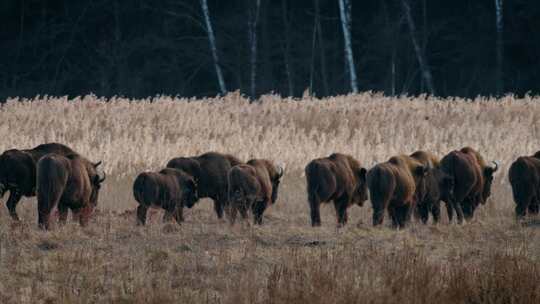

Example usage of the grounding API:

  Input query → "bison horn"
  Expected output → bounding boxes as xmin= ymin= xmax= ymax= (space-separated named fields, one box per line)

xmin=491 ymin=161 xmax=499 ymax=172
xmin=94 ymin=161 xmax=103 ymax=168
xmin=277 ymin=165 xmax=284 ymax=177
xmin=98 ymin=172 xmax=106 ymax=183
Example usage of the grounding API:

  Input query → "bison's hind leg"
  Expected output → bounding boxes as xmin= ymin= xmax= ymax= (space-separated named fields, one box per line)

xmin=529 ymin=199 xmax=540 ymax=215
xmin=213 ymin=199 xmax=225 ymax=219
xmin=137 ymin=205 xmax=149 ymax=225
xmin=308 ymin=192 xmax=322 ymax=227
xmin=430 ymin=201 xmax=441 ymax=223
xmin=58 ymin=204 xmax=69 ymax=225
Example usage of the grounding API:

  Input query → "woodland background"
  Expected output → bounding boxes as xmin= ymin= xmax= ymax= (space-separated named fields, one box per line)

xmin=1 ymin=0 xmax=538 ymax=101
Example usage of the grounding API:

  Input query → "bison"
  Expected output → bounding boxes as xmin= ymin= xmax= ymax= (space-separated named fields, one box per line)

xmin=0 ymin=143 xmax=78 ymax=220
xmin=227 ymin=159 xmax=284 ymax=225
xmin=305 ymin=153 xmax=368 ymax=227
xmin=367 ymin=155 xmax=428 ymax=228
xmin=410 ymin=151 xmax=454 ymax=224
xmin=133 ymin=168 xmax=198 ymax=225
xmin=166 ymin=152 xmax=242 ymax=219
xmin=509 ymin=152 xmax=540 ymax=218
xmin=439 ymin=147 xmax=499 ymax=223
xmin=36 ymin=153 xmax=106 ymax=230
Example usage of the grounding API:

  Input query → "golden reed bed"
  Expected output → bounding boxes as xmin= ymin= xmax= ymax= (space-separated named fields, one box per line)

xmin=0 ymin=93 xmax=539 ymax=303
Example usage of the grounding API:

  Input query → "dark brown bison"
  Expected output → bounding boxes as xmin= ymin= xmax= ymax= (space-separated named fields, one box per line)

xmin=367 ymin=155 xmax=428 ymax=228
xmin=227 ymin=159 xmax=284 ymax=225
xmin=509 ymin=152 xmax=540 ymax=218
xmin=410 ymin=151 xmax=454 ymax=224
xmin=133 ymin=168 xmax=198 ymax=225
xmin=0 ymin=143 xmax=78 ymax=220
xmin=166 ymin=152 xmax=242 ymax=219
xmin=439 ymin=147 xmax=499 ymax=223
xmin=36 ymin=153 xmax=106 ymax=230
xmin=305 ymin=153 xmax=368 ymax=227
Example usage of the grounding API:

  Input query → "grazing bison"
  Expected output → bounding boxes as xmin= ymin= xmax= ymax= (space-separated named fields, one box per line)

xmin=305 ymin=153 xmax=368 ymax=227
xmin=439 ymin=147 xmax=499 ymax=223
xmin=0 ymin=143 xmax=78 ymax=220
xmin=410 ymin=151 xmax=454 ymax=224
xmin=367 ymin=155 xmax=428 ymax=228
xmin=509 ymin=152 xmax=540 ymax=218
xmin=166 ymin=152 xmax=242 ymax=219
xmin=36 ymin=154 xmax=105 ymax=230
xmin=133 ymin=168 xmax=198 ymax=225
xmin=227 ymin=159 xmax=284 ymax=225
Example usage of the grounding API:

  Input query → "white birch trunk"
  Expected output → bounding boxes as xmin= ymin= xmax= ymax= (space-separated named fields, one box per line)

xmin=249 ymin=0 xmax=261 ymax=98
xmin=200 ymin=0 xmax=227 ymax=95
xmin=401 ymin=0 xmax=435 ymax=95
xmin=495 ymin=0 xmax=504 ymax=95
xmin=338 ymin=0 xmax=359 ymax=94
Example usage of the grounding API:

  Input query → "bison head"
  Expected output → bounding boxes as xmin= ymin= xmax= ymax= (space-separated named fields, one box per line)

xmin=481 ymin=161 xmax=499 ymax=204
xmin=182 ymin=179 xmax=198 ymax=208
xmin=270 ymin=165 xmax=284 ymax=204
xmin=89 ymin=161 xmax=106 ymax=207
xmin=354 ymin=167 xmax=368 ymax=205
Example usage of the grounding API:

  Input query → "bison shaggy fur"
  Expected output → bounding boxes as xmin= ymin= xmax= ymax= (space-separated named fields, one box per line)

xmin=367 ymin=155 xmax=427 ymax=228
xmin=0 ymin=143 xmax=77 ymax=220
xmin=36 ymin=153 xmax=105 ymax=230
xmin=509 ymin=152 xmax=540 ymax=218
xmin=227 ymin=159 xmax=283 ymax=225
xmin=133 ymin=168 xmax=197 ymax=225
xmin=305 ymin=153 xmax=368 ymax=227
xmin=166 ymin=152 xmax=242 ymax=219
xmin=439 ymin=147 xmax=498 ymax=223
xmin=410 ymin=151 xmax=454 ymax=224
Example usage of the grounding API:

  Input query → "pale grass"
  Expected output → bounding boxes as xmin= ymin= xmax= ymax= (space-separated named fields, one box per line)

xmin=0 ymin=92 xmax=539 ymax=303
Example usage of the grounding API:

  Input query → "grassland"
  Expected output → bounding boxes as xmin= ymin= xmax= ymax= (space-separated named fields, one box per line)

xmin=0 ymin=92 xmax=540 ymax=303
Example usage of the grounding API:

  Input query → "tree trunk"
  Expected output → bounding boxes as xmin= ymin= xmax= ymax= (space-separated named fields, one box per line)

xmin=401 ymin=0 xmax=435 ymax=95
xmin=200 ymin=0 xmax=227 ymax=95
xmin=248 ymin=0 xmax=261 ymax=99
xmin=495 ymin=0 xmax=504 ymax=95
xmin=314 ymin=0 xmax=329 ymax=96
xmin=281 ymin=0 xmax=294 ymax=97
xmin=338 ymin=0 xmax=359 ymax=94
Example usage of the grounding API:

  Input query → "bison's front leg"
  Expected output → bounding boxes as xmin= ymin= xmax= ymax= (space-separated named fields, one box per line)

xmin=78 ymin=205 xmax=93 ymax=227
xmin=173 ymin=205 xmax=184 ymax=224
xmin=431 ymin=201 xmax=441 ymax=223
xmin=529 ymin=201 xmax=539 ymax=215
xmin=136 ymin=205 xmax=149 ymax=225
xmin=213 ymin=199 xmax=225 ymax=219
xmin=5 ymin=190 xmax=22 ymax=221
xmin=334 ymin=197 xmax=349 ymax=228
xmin=253 ymin=200 xmax=267 ymax=225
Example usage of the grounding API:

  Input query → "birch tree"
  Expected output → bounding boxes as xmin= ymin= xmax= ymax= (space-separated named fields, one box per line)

xmin=338 ymin=0 xmax=359 ymax=94
xmin=200 ymin=0 xmax=227 ymax=95
xmin=248 ymin=0 xmax=261 ymax=98
xmin=495 ymin=0 xmax=504 ymax=95
xmin=400 ymin=0 xmax=435 ymax=95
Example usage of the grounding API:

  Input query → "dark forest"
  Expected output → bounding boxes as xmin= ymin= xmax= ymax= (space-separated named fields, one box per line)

xmin=1 ymin=0 xmax=539 ymax=100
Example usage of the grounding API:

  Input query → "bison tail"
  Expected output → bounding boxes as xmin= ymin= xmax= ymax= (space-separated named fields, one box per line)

xmin=133 ymin=173 xmax=158 ymax=207
xmin=37 ymin=156 xmax=68 ymax=224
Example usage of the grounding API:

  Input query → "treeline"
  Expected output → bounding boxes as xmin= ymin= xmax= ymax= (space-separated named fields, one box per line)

xmin=1 ymin=0 xmax=539 ymax=100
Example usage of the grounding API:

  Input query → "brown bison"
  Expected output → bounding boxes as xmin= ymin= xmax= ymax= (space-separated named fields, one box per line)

xmin=133 ymin=168 xmax=198 ymax=225
xmin=509 ymin=152 xmax=540 ymax=218
xmin=36 ymin=153 xmax=106 ymax=230
xmin=0 ymin=143 xmax=78 ymax=220
xmin=227 ymin=159 xmax=284 ymax=225
xmin=166 ymin=152 xmax=242 ymax=219
xmin=367 ymin=155 xmax=428 ymax=228
xmin=410 ymin=151 xmax=454 ymax=224
xmin=305 ymin=153 xmax=368 ymax=227
xmin=439 ymin=147 xmax=499 ymax=223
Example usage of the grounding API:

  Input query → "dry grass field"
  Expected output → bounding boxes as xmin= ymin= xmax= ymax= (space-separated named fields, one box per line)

xmin=1 ymin=92 xmax=540 ymax=303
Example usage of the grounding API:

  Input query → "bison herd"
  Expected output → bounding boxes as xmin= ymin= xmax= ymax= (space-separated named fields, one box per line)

xmin=0 ymin=142 xmax=539 ymax=230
